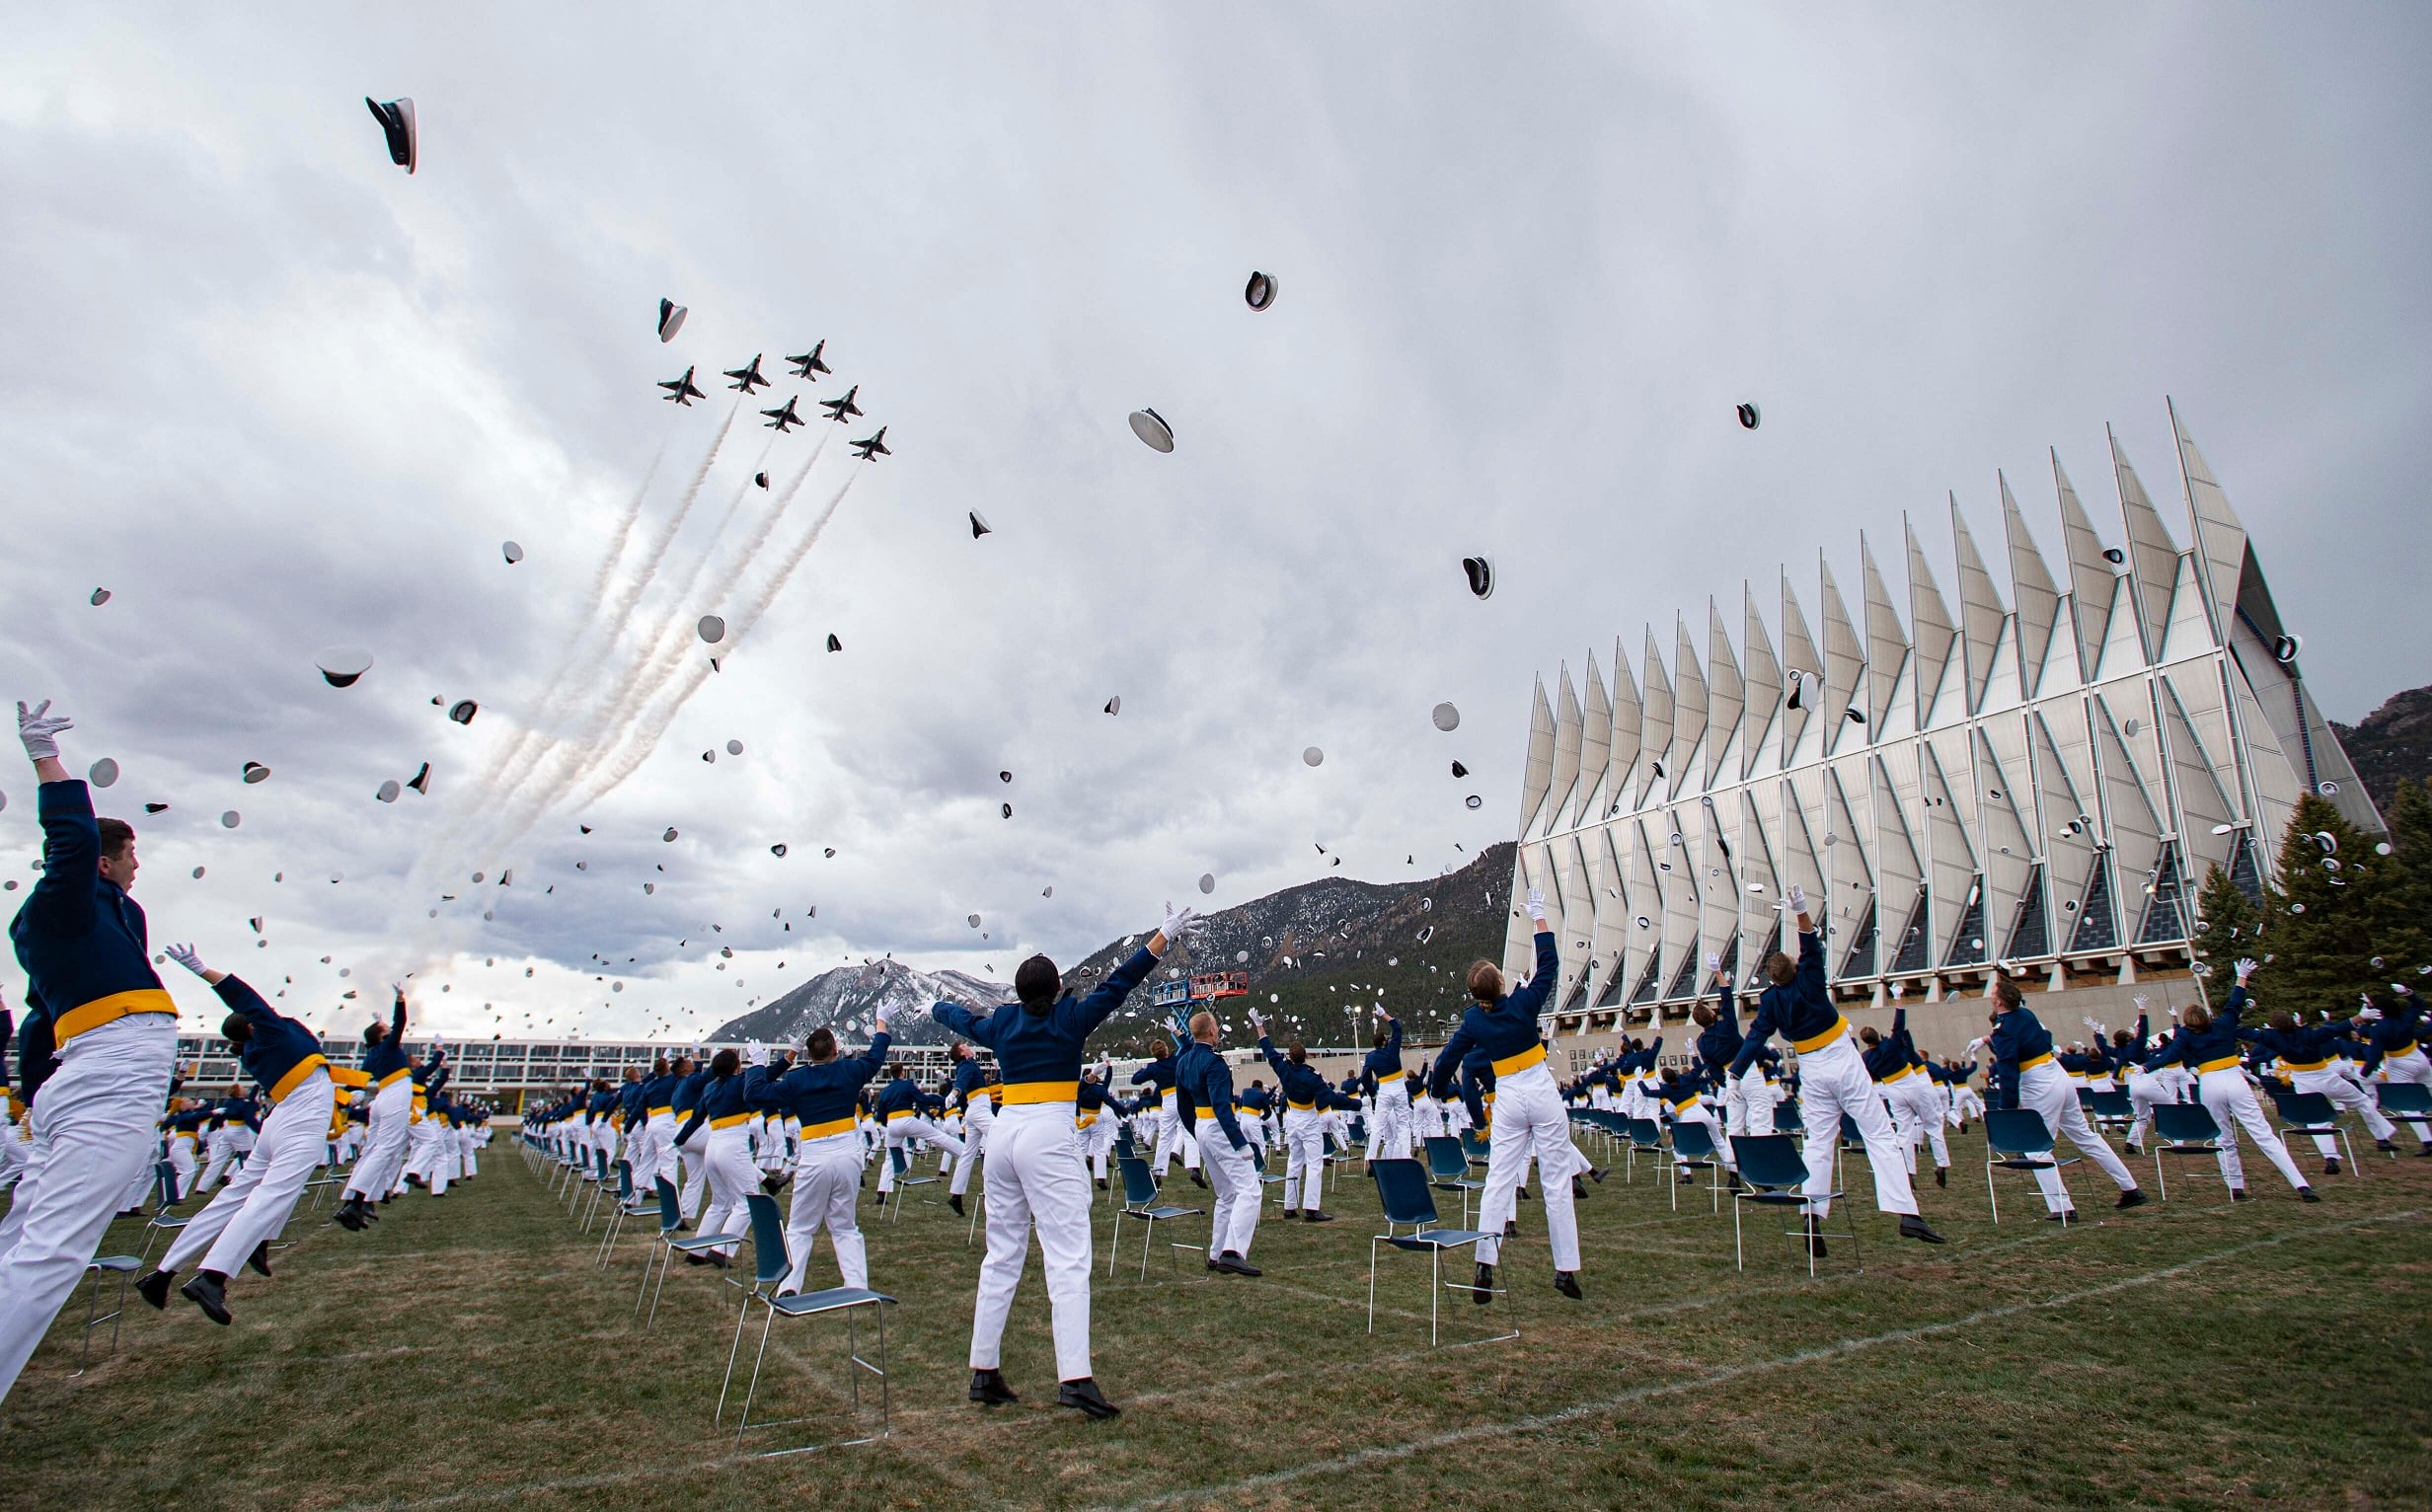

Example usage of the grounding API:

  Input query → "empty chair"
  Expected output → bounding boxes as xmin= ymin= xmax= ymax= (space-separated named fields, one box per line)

xmin=1623 ymin=1118 xmax=1664 ymax=1183
xmin=1367 ymin=1159 xmax=1505 ymax=1346
xmin=640 ymin=1176 xmax=748 ymax=1329
xmin=2150 ymin=1101 xmax=2228 ymax=1200
xmin=1983 ymin=1107 xmax=2079 ymax=1224
xmin=881 ymin=1146 xmax=940 ymax=1224
xmin=1666 ymin=1120 xmax=1727 ymax=1215
xmin=1109 ymin=1154 xmax=1204 ymax=1279
xmin=2273 ymin=1091 xmax=2359 ymax=1176
xmin=2376 ymin=1083 xmax=2431 ymax=1152
xmin=1422 ymin=1135 xmax=1484 ymax=1226
xmin=1731 ymin=1133 xmax=1855 ymax=1276
xmin=1772 ymin=1100 xmax=1805 ymax=1135
xmin=720 ymin=1191 xmax=897 ymax=1450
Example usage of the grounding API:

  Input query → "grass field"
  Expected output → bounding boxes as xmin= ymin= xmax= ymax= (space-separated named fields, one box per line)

xmin=2 ymin=1125 xmax=2427 ymax=1512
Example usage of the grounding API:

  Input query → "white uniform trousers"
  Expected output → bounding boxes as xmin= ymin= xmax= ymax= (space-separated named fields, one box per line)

xmin=0 ymin=1116 xmax=27 ymax=1193
xmin=0 ymin=1013 xmax=178 ymax=1403
xmin=950 ymin=1100 xmax=995 ymax=1197
xmin=198 ymin=1128 xmax=239 ymax=1191
xmin=967 ymin=1102 xmax=1095 ymax=1382
xmin=781 ymin=1132 xmax=870 ymax=1294
xmin=1792 ymin=1033 xmax=1919 ymax=1220
xmin=1668 ymin=1097 xmax=1735 ymax=1172
xmin=1881 ymin=1074 xmax=1949 ymax=1172
xmin=2291 ymin=1066 xmax=2395 ymax=1156
xmin=165 ymin=1133 xmax=198 ymax=1198
xmin=1198 ymin=1123 xmax=1260 ymax=1259
xmin=1278 ymin=1107 xmax=1326 ymax=1211
xmin=1078 ymin=1112 xmax=1113 ymax=1179
xmin=1950 ymin=1083 xmax=1986 ymax=1124
xmin=2380 ymin=1048 xmax=2431 ymax=1141
xmin=2198 ymin=1068 xmax=2307 ymax=1192
xmin=1723 ymin=1066 xmax=1771 ymax=1140
xmin=1151 ymin=1093 xmax=1199 ymax=1176
xmin=2016 ymin=1061 xmax=2137 ymax=1212
xmin=675 ymin=1127 xmax=710 ymax=1220
xmin=693 ymin=1124 xmax=759 ymax=1258
xmin=1473 ymin=1063 xmax=1580 ymax=1271
xmin=1369 ymin=1079 xmax=1413 ymax=1162
xmin=878 ymin=1115 xmax=964 ymax=1192
xmin=2124 ymin=1068 xmax=2190 ymax=1150
xmin=1412 ymin=1096 xmax=1445 ymax=1141
xmin=163 ymin=1072 xmax=336 ymax=1276
xmin=643 ymin=1111 xmax=681 ymax=1200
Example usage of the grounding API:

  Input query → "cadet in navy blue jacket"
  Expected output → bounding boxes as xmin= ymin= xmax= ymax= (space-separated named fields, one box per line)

xmin=1426 ymin=888 xmax=1590 ymax=1300
xmin=1132 ymin=1041 xmax=1202 ymax=1187
xmin=674 ymin=1049 xmax=757 ymax=1264
xmin=1727 ymin=885 xmax=1942 ymax=1252
xmin=2245 ymin=1010 xmax=2397 ymax=1170
xmin=0 ymin=702 xmax=186 ymax=1405
xmin=2143 ymin=961 xmax=2313 ymax=1199
xmin=1178 ymin=1011 xmax=1260 ymax=1275
xmin=2355 ymin=990 xmax=2432 ymax=1149
xmin=748 ymin=1020 xmax=892 ymax=1294
xmin=138 ymin=947 xmax=340 ymax=1324
xmin=929 ymin=902 xmax=1196 ymax=1420
xmin=1257 ymin=1025 xmax=1340 ymax=1222
xmin=338 ymin=989 xmax=416 ymax=1225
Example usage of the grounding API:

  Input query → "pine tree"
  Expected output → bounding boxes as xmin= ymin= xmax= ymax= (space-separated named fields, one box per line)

xmin=2188 ymin=862 xmax=2264 ymax=1004
xmin=2365 ymin=778 xmax=2432 ymax=984
xmin=2259 ymin=793 xmax=2386 ymax=1016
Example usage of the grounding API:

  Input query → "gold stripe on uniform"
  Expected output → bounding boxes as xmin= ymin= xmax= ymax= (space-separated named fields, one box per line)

xmin=54 ymin=987 xmax=178 ymax=1043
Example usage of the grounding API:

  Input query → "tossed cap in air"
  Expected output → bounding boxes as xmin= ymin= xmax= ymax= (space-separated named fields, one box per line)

xmin=1244 ymin=270 xmax=1278 ymax=311
xmin=90 ymin=758 xmax=119 ymax=789
xmin=970 ymin=511 xmax=992 ymax=539
xmin=1431 ymin=702 xmax=1460 ymax=731
xmin=1198 ymin=872 xmax=1215 ymax=895
xmin=408 ymin=762 xmax=430 ymax=794
xmin=376 ymin=780 xmax=401 ymax=803
xmin=365 ymin=96 xmax=417 ymax=173
xmin=317 ymin=646 xmax=374 ymax=688
xmin=826 ymin=634 xmax=842 ymax=652
xmin=1736 ymin=402 xmax=1760 ymax=430
xmin=1303 ymin=747 xmax=1324 ymax=767
xmin=1461 ymin=556 xmax=1493 ymax=600
xmin=501 ymin=541 xmax=524 ymax=565
xmin=1127 ymin=408 xmax=1175 ymax=453
xmin=657 ymin=298 xmax=687 ymax=342
xmin=242 ymin=762 xmax=271 ymax=784
xmin=90 ymin=588 xmax=110 ymax=606
xmin=1104 ymin=696 xmax=1120 ymax=716
xmin=447 ymin=700 xmax=479 ymax=725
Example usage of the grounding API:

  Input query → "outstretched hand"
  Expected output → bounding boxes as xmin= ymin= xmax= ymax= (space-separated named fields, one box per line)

xmin=16 ymin=699 xmax=71 ymax=763
xmin=1524 ymin=886 xmax=1547 ymax=923
xmin=164 ymin=943 xmax=208 ymax=977
xmin=2234 ymin=957 xmax=2257 ymax=982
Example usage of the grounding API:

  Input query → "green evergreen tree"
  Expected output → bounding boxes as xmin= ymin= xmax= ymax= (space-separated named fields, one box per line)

xmin=2259 ymin=793 xmax=2387 ymax=1017
xmin=2188 ymin=862 xmax=2264 ymax=1004
xmin=2365 ymin=778 xmax=2432 ymax=982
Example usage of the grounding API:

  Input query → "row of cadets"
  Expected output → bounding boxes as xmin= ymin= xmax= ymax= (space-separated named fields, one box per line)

xmin=1928 ymin=1054 xmax=1983 ymax=1131
xmin=930 ymin=902 xmax=1196 ymax=1420
xmin=133 ymin=944 xmax=335 ymax=1324
xmin=2116 ymin=998 xmax=2194 ymax=1154
xmin=869 ymin=1063 xmax=963 ymax=1211
xmin=0 ymin=699 xmax=184 ymax=1404
xmin=1978 ymin=975 xmax=2148 ymax=1218
xmin=2356 ymin=986 xmax=2432 ymax=1150
xmin=2240 ymin=1004 xmax=2397 ymax=1171
xmin=1076 ymin=1064 xmax=1115 ymax=1186
xmin=1235 ymin=1076 xmax=1273 ymax=1158
xmin=1693 ymin=953 xmax=1771 ymax=1143
xmin=1254 ymin=1019 xmax=1339 ymax=1223
xmin=401 ymin=1040 xmax=453 ymax=1193
xmin=745 ymin=1015 xmax=893 ymax=1296
xmin=1860 ymin=1005 xmax=1950 ymax=1188
xmin=1614 ymin=1033 xmax=1663 ymax=1119
xmin=0 ymin=992 xmax=19 ymax=1194
xmin=947 ymin=1042 xmax=997 ymax=1213
xmin=1429 ymin=886 xmax=1581 ymax=1300
xmin=2137 ymin=957 xmax=2312 ymax=1199
xmin=193 ymin=1087 xmax=259 ymax=1193
xmin=669 ymin=1053 xmax=714 ymax=1223
xmin=1180 ymin=1007 xmax=1261 ymax=1274
xmin=1727 ymin=884 xmax=1947 ymax=1254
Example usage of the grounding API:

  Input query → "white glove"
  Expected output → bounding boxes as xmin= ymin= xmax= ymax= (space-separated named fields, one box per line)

xmin=1965 ymin=1036 xmax=1985 ymax=1053
xmin=872 ymin=1010 xmax=890 ymax=1032
xmin=17 ymin=700 xmax=71 ymax=763
xmin=1524 ymin=886 xmax=1547 ymax=922
xmin=2132 ymin=994 xmax=2149 ymax=1012
xmin=164 ymin=943 xmax=208 ymax=977
xmin=1705 ymin=950 xmax=1721 ymax=973
xmin=1786 ymin=883 xmax=1808 ymax=915
xmin=1161 ymin=902 xmax=1201 ymax=942
xmin=2234 ymin=957 xmax=2257 ymax=981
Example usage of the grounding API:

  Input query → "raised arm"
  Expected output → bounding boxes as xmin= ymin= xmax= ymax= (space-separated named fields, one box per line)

xmin=1427 ymin=1022 xmax=1479 ymax=1100
xmin=930 ymin=1000 xmax=999 ymax=1049
xmin=852 ymin=1027 xmax=893 ymax=1081
xmin=23 ymin=767 xmax=101 ymax=939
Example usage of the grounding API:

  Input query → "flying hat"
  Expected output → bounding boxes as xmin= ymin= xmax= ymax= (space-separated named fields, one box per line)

xmin=1451 ymin=760 xmax=1469 ymax=778
xmin=1127 ymin=408 xmax=1175 ymax=453
xmin=242 ymin=761 xmax=270 ymax=784
xmin=1461 ymin=556 xmax=1494 ymax=600
xmin=1466 ymin=794 xmax=1482 ymax=809
xmin=501 ymin=541 xmax=524 ymax=565
xmin=364 ymin=96 xmax=416 ymax=173
xmin=657 ymin=298 xmax=687 ymax=342
xmin=753 ymin=473 xmax=769 ymax=490
xmin=89 ymin=758 xmax=119 ymax=788
xmin=1199 ymin=872 xmax=1215 ymax=894
xmin=376 ymin=780 xmax=401 ymax=802
xmin=970 ymin=511 xmax=992 ymax=538
xmin=408 ymin=762 xmax=430 ymax=794
xmin=1432 ymin=702 xmax=1461 ymax=731
xmin=1303 ymin=747 xmax=1324 ymax=767
xmin=826 ymin=634 xmax=842 ymax=652
xmin=1736 ymin=403 xmax=1760 ymax=429
xmin=698 ymin=614 xmax=725 ymax=643
xmin=770 ymin=844 xmax=788 ymax=857
xmin=317 ymin=646 xmax=374 ymax=688
xmin=89 ymin=588 xmax=110 ymax=606
xmin=726 ymin=739 xmax=743 ymax=756
xmin=220 ymin=810 xmax=240 ymax=828
xmin=1244 ymin=270 xmax=1278 ymax=311
xmin=447 ymin=700 xmax=478 ymax=724
xmin=1104 ymin=697 xmax=1120 ymax=716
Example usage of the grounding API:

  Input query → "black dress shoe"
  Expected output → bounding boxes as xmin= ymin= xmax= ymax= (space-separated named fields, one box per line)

xmin=2322 ymin=1158 xmax=2341 ymax=1175
xmin=2232 ymin=1188 xmax=2250 ymax=1201
xmin=969 ymin=1368 xmax=1019 ymax=1405
xmin=2044 ymin=1212 xmax=2073 ymax=1223
xmin=1096 ymin=1177 xmax=1108 ymax=1191
xmin=1517 ymin=1186 xmax=1533 ymax=1200
xmin=1304 ymin=1209 xmax=1334 ymax=1224
xmin=1899 ymin=1215 xmax=1946 ymax=1244
xmin=135 ymin=1270 xmax=175 ymax=1311
xmin=1553 ymin=1270 xmax=1582 ymax=1300
xmin=115 ymin=1208 xmax=144 ymax=1220
xmin=1057 ymin=1377 xmax=1120 ymax=1419
xmin=1804 ymin=1216 xmax=1828 ymax=1258
xmin=1470 ymin=1261 xmax=1494 ymax=1304
xmin=949 ymin=1194 xmax=965 ymax=1217
xmin=246 ymin=1241 xmax=272 ymax=1278
xmin=1572 ymin=1176 xmax=1589 ymax=1199
xmin=2115 ymin=1188 xmax=2148 ymax=1210
xmin=1587 ymin=1167 xmax=1608 ymax=1184
xmin=1216 ymin=1251 xmax=1263 ymax=1277
xmin=1935 ymin=1167 xmax=1947 ymax=1189
xmin=181 ymin=1271 xmax=233 ymax=1325
xmin=1190 ymin=1170 xmax=1207 ymax=1189
xmin=2299 ymin=1187 xmax=2321 ymax=1203
xmin=1502 ymin=1221 xmax=1518 ymax=1239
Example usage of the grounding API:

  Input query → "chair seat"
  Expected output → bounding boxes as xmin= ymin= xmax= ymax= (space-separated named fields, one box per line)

xmin=1735 ymin=1188 xmax=1829 ymax=1206
xmin=1128 ymin=1204 xmax=1202 ymax=1220
xmin=769 ymin=1286 xmax=897 ymax=1318
xmin=1430 ymin=1178 xmax=1483 ymax=1192
xmin=1992 ymin=1155 xmax=2077 ymax=1171
xmin=88 ymin=1254 xmax=142 ymax=1273
xmin=669 ymin=1233 xmax=745 ymax=1252
xmin=150 ymin=1217 xmax=191 ymax=1231
xmin=1387 ymin=1228 xmax=1490 ymax=1250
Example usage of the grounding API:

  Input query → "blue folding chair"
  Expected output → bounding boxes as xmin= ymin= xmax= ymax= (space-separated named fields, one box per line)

xmin=1109 ymin=1154 xmax=1204 ymax=1279
xmin=2375 ymin=1083 xmax=2431 ymax=1156
xmin=1983 ymin=1107 xmax=2077 ymax=1224
xmin=720 ymin=1192 xmax=896 ymax=1451
xmin=1623 ymin=1118 xmax=1664 ymax=1183
xmin=2082 ymin=1089 xmax=2136 ymax=1139
xmin=1731 ymin=1133 xmax=1855 ymax=1275
xmin=1422 ymin=1136 xmax=1484 ymax=1225
xmin=1772 ymin=1099 xmax=1805 ymax=1134
xmin=1367 ymin=1159 xmax=1508 ymax=1346
xmin=1249 ymin=1143 xmax=1289 ymax=1208
xmin=595 ymin=1159 xmax=654 ymax=1268
xmin=2273 ymin=1091 xmax=2358 ymax=1176
xmin=641 ymin=1176 xmax=747 ymax=1328
xmin=2150 ymin=1102 xmax=2228 ymax=1200
xmin=881 ymin=1145 xmax=939 ymax=1224
xmin=1666 ymin=1121 xmax=1726 ymax=1214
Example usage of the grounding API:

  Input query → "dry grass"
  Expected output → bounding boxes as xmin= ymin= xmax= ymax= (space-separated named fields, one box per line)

xmin=2 ymin=1125 xmax=2427 ymax=1511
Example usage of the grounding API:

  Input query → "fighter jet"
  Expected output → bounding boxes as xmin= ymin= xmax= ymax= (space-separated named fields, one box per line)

xmin=761 ymin=396 xmax=804 ymax=432
xmin=657 ymin=365 xmax=706 ymax=406
xmin=786 ymin=341 xmax=831 ymax=380
xmin=820 ymin=384 xmax=864 ymax=422
xmin=723 ymin=354 xmax=771 ymax=394
xmin=850 ymin=426 xmax=890 ymax=461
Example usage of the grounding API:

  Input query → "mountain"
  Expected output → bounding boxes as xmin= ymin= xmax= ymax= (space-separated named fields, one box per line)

xmin=705 ymin=842 xmax=1518 ymax=1059
xmin=2331 ymin=683 xmax=2432 ymax=811
xmin=708 ymin=960 xmax=1014 ymax=1046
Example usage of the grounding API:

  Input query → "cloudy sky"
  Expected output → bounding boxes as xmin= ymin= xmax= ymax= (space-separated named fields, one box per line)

xmin=3 ymin=6 xmax=2425 ymax=1043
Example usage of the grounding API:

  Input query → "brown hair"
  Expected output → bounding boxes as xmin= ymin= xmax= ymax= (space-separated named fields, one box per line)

xmin=804 ymin=1027 xmax=837 ymax=1062
xmin=2267 ymin=1010 xmax=2296 ymax=1033
xmin=1467 ymin=960 xmax=1504 ymax=1002
xmin=1763 ymin=951 xmax=1795 ymax=987
xmin=1691 ymin=1001 xmax=1717 ymax=1027
xmin=1990 ymin=978 xmax=2022 ymax=1011
xmin=97 ymin=817 xmax=135 ymax=859
xmin=711 ymin=1048 xmax=741 ymax=1076
xmin=2181 ymin=1003 xmax=2212 ymax=1030
xmin=1288 ymin=1040 xmax=1308 ymax=1064
xmin=1858 ymin=1025 xmax=1881 ymax=1047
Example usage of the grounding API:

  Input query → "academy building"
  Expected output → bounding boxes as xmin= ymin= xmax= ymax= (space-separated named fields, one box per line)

xmin=1500 ymin=402 xmax=2382 ymax=1046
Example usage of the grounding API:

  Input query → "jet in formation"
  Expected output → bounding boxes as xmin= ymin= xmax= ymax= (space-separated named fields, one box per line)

xmin=657 ymin=366 xmax=706 ymax=406
xmin=724 ymin=354 xmax=771 ymax=394
xmin=761 ymin=396 xmax=804 ymax=432
xmin=851 ymin=426 xmax=890 ymax=461
xmin=821 ymin=384 xmax=863 ymax=422
xmin=787 ymin=341 xmax=831 ymax=380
